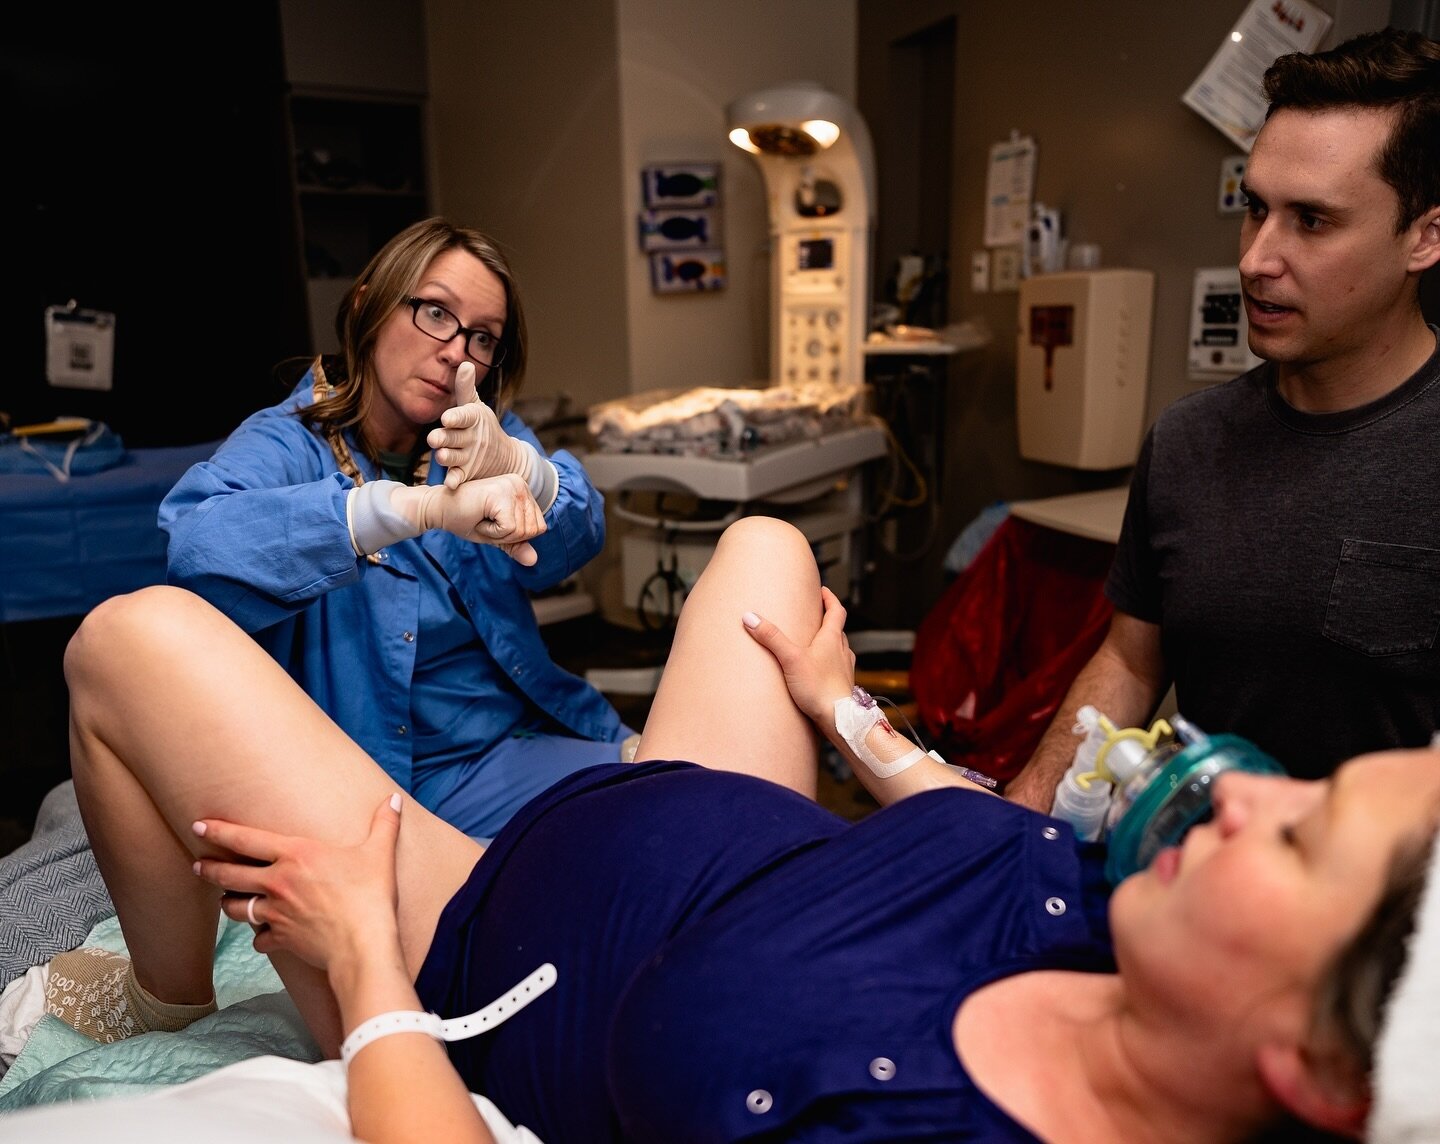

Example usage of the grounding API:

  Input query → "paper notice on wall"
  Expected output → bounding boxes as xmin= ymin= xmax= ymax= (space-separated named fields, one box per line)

xmin=984 ymin=135 xmax=1036 ymax=248
xmin=1182 ymin=0 xmax=1332 ymax=152
xmin=45 ymin=303 xmax=116 ymax=390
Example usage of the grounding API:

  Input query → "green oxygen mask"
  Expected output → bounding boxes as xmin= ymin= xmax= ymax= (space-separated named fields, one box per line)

xmin=1051 ymin=710 xmax=1285 ymax=884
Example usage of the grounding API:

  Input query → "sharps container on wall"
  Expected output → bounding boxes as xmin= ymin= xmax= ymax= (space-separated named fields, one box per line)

xmin=1016 ymin=269 xmax=1155 ymax=470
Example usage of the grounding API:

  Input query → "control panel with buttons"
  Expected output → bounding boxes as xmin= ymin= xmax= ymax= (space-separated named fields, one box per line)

xmin=781 ymin=305 xmax=847 ymax=382
xmin=1188 ymin=267 xmax=1262 ymax=382
xmin=777 ymin=228 xmax=857 ymax=383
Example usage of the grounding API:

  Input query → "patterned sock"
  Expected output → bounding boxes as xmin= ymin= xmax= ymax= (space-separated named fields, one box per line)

xmin=44 ymin=947 xmax=217 ymax=1044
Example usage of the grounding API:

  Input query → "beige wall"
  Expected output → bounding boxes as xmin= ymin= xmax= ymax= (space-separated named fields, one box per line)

xmin=425 ymin=1 xmax=857 ymax=621
xmin=423 ymin=0 xmax=1396 ymax=628
xmin=616 ymin=0 xmax=857 ymax=392
xmin=425 ymin=0 xmax=857 ymax=405
xmin=856 ymin=0 xmax=1388 ymax=626
xmin=425 ymin=0 xmax=631 ymax=410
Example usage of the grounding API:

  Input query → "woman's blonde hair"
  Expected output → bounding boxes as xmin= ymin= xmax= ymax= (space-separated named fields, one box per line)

xmin=301 ymin=216 xmax=529 ymax=465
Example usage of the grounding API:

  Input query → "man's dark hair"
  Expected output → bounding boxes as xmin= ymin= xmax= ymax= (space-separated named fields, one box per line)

xmin=1263 ymin=27 xmax=1440 ymax=230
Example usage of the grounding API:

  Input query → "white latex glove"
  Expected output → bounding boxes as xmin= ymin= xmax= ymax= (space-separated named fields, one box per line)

xmin=388 ymin=474 xmax=545 ymax=565
xmin=427 ymin=361 xmax=532 ymax=489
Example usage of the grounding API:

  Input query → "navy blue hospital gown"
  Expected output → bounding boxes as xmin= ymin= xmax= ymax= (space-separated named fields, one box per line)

xmin=414 ymin=762 xmax=1114 ymax=1142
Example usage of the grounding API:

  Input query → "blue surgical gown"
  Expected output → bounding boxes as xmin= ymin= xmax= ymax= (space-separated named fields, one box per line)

xmin=159 ymin=370 xmax=625 ymax=826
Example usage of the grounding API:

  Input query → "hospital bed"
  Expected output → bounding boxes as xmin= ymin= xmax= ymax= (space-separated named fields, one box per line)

xmin=0 ymin=776 xmax=1431 ymax=1143
xmin=0 ymin=782 xmax=541 ymax=1140
xmin=0 ymin=465 xmax=1427 ymax=1143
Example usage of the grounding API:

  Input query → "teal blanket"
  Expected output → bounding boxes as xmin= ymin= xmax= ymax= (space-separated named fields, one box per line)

xmin=0 ymin=915 xmax=320 ymax=1110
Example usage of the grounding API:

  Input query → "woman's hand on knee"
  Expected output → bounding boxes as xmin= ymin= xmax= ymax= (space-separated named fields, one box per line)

xmin=742 ymin=586 xmax=855 ymax=723
xmin=191 ymin=794 xmax=406 ymax=972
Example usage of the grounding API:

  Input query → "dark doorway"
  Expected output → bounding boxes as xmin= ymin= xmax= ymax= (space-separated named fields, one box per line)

xmin=1 ymin=4 xmax=308 ymax=446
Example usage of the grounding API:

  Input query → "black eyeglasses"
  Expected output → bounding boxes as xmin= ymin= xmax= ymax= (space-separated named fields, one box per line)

xmin=404 ymin=297 xmax=506 ymax=369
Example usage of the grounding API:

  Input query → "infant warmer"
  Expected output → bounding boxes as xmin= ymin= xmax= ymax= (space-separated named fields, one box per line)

xmin=727 ymin=82 xmax=874 ymax=387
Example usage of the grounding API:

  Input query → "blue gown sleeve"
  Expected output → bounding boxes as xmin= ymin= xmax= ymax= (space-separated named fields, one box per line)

xmin=160 ymin=411 xmax=363 ymax=632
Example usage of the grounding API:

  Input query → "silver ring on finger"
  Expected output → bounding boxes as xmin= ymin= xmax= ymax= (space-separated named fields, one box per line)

xmin=245 ymin=895 xmax=263 ymax=927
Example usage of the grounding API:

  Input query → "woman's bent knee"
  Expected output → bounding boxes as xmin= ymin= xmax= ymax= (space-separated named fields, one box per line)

xmin=65 ymin=586 xmax=212 ymax=692
xmin=716 ymin=516 xmax=811 ymax=563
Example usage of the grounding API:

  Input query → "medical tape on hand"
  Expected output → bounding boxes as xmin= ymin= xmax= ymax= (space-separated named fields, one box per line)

xmin=834 ymin=692 xmax=929 ymax=779
xmin=341 ymin=962 xmax=557 ymax=1067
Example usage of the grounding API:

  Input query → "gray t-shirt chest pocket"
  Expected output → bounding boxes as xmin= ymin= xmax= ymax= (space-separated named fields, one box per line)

xmin=1324 ymin=538 xmax=1440 ymax=656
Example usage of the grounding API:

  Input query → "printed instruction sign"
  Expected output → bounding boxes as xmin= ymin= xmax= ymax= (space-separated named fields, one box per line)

xmin=1182 ymin=0 xmax=1332 ymax=152
xmin=45 ymin=303 xmax=116 ymax=391
xmin=984 ymin=135 xmax=1036 ymax=248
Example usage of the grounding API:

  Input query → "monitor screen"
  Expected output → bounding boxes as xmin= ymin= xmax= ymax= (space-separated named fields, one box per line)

xmin=796 ymin=238 xmax=834 ymax=271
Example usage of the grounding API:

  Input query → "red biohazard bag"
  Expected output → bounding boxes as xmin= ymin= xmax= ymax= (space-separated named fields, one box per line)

xmin=910 ymin=515 xmax=1115 ymax=785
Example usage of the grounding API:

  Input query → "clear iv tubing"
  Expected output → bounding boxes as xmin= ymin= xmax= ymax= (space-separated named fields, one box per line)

xmin=1168 ymin=713 xmax=1208 ymax=747
xmin=852 ymin=693 xmax=999 ymax=790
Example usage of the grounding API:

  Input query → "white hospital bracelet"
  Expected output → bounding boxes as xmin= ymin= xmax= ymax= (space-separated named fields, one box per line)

xmin=340 ymin=962 xmax=558 ymax=1068
xmin=834 ymin=688 xmax=929 ymax=779
xmin=340 ymin=1009 xmax=443 ymax=1065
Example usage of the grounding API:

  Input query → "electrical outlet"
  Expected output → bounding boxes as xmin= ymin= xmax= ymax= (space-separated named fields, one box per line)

xmin=991 ymin=246 xmax=1021 ymax=292
xmin=970 ymin=250 xmax=990 ymax=292
xmin=1218 ymin=154 xmax=1248 ymax=214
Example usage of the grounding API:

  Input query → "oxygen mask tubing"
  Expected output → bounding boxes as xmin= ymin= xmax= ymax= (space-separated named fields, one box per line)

xmin=1052 ymin=708 xmax=1284 ymax=883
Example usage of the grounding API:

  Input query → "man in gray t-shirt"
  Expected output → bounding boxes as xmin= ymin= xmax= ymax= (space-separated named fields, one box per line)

xmin=1008 ymin=28 xmax=1440 ymax=807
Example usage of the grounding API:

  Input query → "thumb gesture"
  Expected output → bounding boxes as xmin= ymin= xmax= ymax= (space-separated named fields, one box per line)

xmin=454 ymin=358 xmax=479 ymax=406
xmin=428 ymin=361 xmax=518 ymax=489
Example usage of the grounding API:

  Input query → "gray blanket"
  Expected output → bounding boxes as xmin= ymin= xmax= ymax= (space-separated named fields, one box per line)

xmin=0 ymin=782 xmax=112 ymax=991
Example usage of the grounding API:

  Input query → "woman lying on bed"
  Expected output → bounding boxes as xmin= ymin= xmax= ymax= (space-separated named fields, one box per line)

xmin=48 ymin=511 xmax=1439 ymax=1143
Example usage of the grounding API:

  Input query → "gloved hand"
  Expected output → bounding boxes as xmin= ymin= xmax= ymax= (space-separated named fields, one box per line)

xmin=427 ymin=361 xmax=532 ymax=489
xmin=384 ymin=474 xmax=545 ymax=565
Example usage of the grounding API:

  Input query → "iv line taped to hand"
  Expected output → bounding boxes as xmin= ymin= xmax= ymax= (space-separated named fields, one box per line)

xmin=834 ymin=686 xmax=997 ymax=787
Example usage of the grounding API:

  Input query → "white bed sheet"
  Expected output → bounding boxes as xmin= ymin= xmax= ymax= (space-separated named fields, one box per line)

xmin=0 ymin=1053 xmax=542 ymax=1142
xmin=0 ymin=923 xmax=544 ymax=1142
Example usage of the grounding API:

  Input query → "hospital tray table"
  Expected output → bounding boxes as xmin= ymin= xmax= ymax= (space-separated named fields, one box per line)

xmin=0 ymin=441 xmax=218 ymax=623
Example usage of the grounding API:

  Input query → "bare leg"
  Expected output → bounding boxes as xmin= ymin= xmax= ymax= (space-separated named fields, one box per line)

xmin=64 ymin=586 xmax=483 ymax=1055
xmin=636 ymin=516 xmax=820 ymax=797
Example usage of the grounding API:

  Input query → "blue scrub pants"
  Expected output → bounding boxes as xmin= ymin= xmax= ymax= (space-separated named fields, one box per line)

xmin=420 ymin=728 xmax=636 ymax=842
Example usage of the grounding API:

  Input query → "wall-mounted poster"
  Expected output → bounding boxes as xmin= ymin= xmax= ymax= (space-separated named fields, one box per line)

xmin=1182 ymin=0 xmax=1332 ymax=151
xmin=650 ymin=249 xmax=726 ymax=293
xmin=638 ymin=209 xmax=721 ymax=251
xmin=642 ymin=163 xmax=720 ymax=208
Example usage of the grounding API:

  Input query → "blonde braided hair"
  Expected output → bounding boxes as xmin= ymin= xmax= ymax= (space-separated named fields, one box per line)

xmin=310 ymin=357 xmax=430 ymax=565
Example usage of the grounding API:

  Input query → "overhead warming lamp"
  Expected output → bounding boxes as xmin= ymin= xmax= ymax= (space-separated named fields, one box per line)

xmin=726 ymin=82 xmax=875 ymax=387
